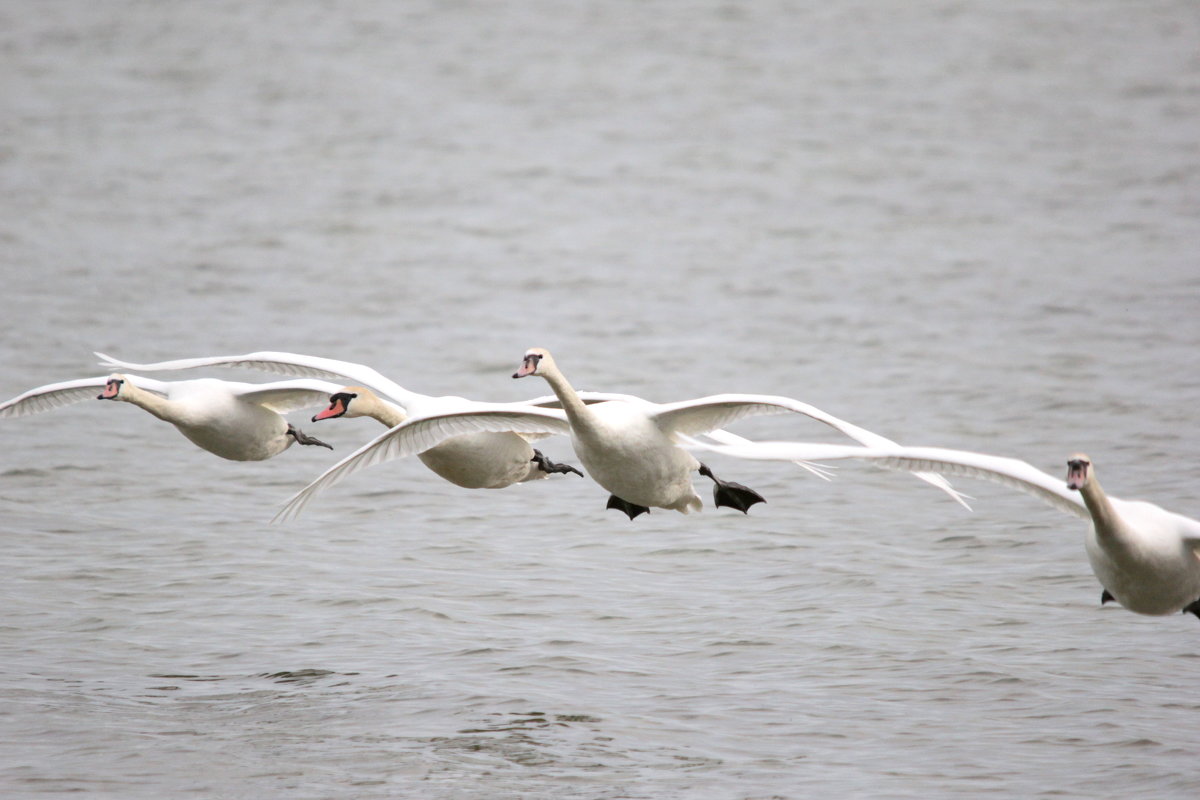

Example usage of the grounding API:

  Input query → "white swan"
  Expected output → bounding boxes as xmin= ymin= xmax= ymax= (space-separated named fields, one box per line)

xmin=512 ymin=348 xmax=970 ymax=517
xmin=95 ymin=351 xmax=584 ymax=488
xmin=312 ymin=385 xmax=581 ymax=489
xmin=262 ymin=347 xmax=963 ymax=521
xmin=688 ymin=440 xmax=1200 ymax=619
xmin=0 ymin=373 xmax=341 ymax=461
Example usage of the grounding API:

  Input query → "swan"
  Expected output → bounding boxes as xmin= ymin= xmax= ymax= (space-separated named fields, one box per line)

xmin=95 ymin=351 xmax=584 ymax=488
xmin=512 ymin=348 xmax=970 ymax=518
xmin=312 ymin=385 xmax=581 ymax=489
xmin=687 ymin=439 xmax=1200 ymax=619
xmin=0 ymin=373 xmax=339 ymax=461
xmin=262 ymin=347 xmax=962 ymax=521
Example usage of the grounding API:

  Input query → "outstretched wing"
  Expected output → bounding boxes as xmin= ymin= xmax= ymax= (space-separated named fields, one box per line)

xmin=0 ymin=375 xmax=169 ymax=418
xmin=273 ymin=405 xmax=571 ymax=522
xmin=691 ymin=441 xmax=1089 ymax=518
xmin=650 ymin=393 xmax=966 ymax=507
xmin=95 ymin=350 xmax=421 ymax=409
xmin=232 ymin=379 xmax=349 ymax=414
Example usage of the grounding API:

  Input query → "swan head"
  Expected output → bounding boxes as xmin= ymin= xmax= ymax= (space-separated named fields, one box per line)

xmin=513 ymin=347 xmax=552 ymax=379
xmin=1065 ymin=453 xmax=1092 ymax=491
xmin=313 ymin=387 xmax=371 ymax=421
xmin=97 ymin=374 xmax=126 ymax=401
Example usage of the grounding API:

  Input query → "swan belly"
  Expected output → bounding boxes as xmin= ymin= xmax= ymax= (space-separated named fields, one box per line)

xmin=417 ymin=431 xmax=536 ymax=489
xmin=1084 ymin=514 xmax=1200 ymax=615
xmin=172 ymin=401 xmax=293 ymax=461
xmin=572 ymin=407 xmax=702 ymax=513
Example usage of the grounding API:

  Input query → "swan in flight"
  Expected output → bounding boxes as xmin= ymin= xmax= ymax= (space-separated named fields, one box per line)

xmin=95 ymin=351 xmax=584 ymax=489
xmin=312 ymin=385 xmax=581 ymax=488
xmin=1 ymin=373 xmax=338 ymax=461
xmin=687 ymin=439 xmax=1200 ymax=620
xmin=511 ymin=348 xmax=965 ymax=518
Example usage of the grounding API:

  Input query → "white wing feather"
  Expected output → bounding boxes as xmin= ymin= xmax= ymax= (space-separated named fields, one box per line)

xmin=96 ymin=351 xmax=421 ymax=409
xmin=651 ymin=394 xmax=967 ymax=507
xmin=0 ymin=375 xmax=170 ymax=418
xmin=233 ymin=379 xmax=349 ymax=414
xmin=692 ymin=441 xmax=1088 ymax=519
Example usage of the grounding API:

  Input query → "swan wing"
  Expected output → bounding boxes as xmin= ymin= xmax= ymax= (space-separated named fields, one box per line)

xmin=701 ymin=428 xmax=836 ymax=481
xmin=695 ymin=441 xmax=1089 ymax=519
xmin=524 ymin=391 xmax=645 ymax=409
xmin=0 ymin=375 xmax=169 ymax=418
xmin=649 ymin=393 xmax=966 ymax=506
xmin=95 ymin=351 xmax=421 ymax=409
xmin=232 ymin=379 xmax=349 ymax=414
xmin=273 ymin=405 xmax=572 ymax=522
xmin=648 ymin=394 xmax=793 ymax=438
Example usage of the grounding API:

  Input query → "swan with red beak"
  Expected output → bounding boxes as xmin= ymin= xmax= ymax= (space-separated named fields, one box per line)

xmin=2 ymin=372 xmax=337 ymax=461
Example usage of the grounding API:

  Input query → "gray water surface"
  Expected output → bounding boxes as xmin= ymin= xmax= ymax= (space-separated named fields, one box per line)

xmin=2 ymin=2 xmax=1199 ymax=798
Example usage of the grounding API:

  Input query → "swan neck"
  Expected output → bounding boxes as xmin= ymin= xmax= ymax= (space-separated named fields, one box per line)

xmin=370 ymin=399 xmax=408 ymax=428
xmin=1079 ymin=478 xmax=1122 ymax=541
xmin=539 ymin=364 xmax=590 ymax=424
xmin=120 ymin=382 xmax=175 ymax=422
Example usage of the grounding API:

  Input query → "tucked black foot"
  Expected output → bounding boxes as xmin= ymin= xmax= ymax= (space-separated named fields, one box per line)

xmin=288 ymin=423 xmax=333 ymax=450
xmin=531 ymin=449 xmax=583 ymax=477
xmin=1182 ymin=598 xmax=1200 ymax=620
xmin=698 ymin=462 xmax=766 ymax=514
xmin=1101 ymin=589 xmax=1114 ymax=605
xmin=606 ymin=494 xmax=650 ymax=520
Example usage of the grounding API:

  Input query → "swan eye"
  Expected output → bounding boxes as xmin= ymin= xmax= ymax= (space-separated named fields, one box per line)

xmin=525 ymin=354 xmax=543 ymax=368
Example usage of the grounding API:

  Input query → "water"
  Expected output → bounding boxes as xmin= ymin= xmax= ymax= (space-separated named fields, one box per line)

xmin=2 ymin=1 xmax=1199 ymax=797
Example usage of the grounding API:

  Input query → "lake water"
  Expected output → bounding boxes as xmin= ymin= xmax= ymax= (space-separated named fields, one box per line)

xmin=1 ymin=1 xmax=1199 ymax=798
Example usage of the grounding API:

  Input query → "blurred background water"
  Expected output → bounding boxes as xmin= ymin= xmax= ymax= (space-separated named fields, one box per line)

xmin=1 ymin=1 xmax=1198 ymax=798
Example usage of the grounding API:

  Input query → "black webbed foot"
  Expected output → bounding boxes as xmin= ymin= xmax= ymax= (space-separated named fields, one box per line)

xmin=1182 ymin=598 xmax=1200 ymax=620
xmin=531 ymin=449 xmax=584 ymax=477
xmin=698 ymin=462 xmax=765 ymax=514
xmin=288 ymin=423 xmax=333 ymax=450
xmin=606 ymin=494 xmax=650 ymax=520
xmin=1100 ymin=589 xmax=1114 ymax=605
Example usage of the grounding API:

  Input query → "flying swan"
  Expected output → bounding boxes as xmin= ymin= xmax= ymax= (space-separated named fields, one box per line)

xmin=0 ymin=373 xmax=339 ymax=461
xmin=686 ymin=439 xmax=1200 ymax=620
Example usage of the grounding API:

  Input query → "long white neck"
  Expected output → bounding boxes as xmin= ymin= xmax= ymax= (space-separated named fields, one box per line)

xmin=536 ymin=360 xmax=592 ymax=428
xmin=118 ymin=381 xmax=178 ymax=423
xmin=1078 ymin=476 xmax=1125 ymax=546
xmin=338 ymin=387 xmax=408 ymax=428
xmin=361 ymin=395 xmax=408 ymax=428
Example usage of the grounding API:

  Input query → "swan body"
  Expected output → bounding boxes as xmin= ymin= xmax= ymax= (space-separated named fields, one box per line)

xmin=691 ymin=440 xmax=1200 ymax=618
xmin=1 ymin=373 xmax=339 ymax=461
xmin=564 ymin=395 xmax=708 ymax=513
xmin=313 ymin=386 xmax=580 ymax=489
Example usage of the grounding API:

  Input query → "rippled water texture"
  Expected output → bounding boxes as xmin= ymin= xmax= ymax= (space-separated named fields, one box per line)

xmin=2 ymin=2 xmax=1199 ymax=798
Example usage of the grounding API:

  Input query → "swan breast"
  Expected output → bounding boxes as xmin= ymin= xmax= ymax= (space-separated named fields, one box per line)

xmin=1085 ymin=499 xmax=1200 ymax=615
xmin=571 ymin=401 xmax=700 ymax=509
xmin=416 ymin=431 xmax=536 ymax=489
